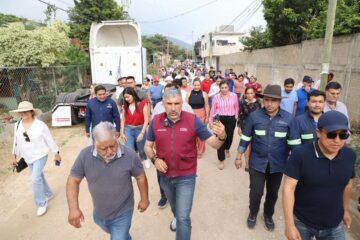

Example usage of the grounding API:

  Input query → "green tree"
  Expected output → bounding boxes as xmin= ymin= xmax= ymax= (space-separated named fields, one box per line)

xmin=65 ymin=45 xmax=89 ymax=65
xmin=68 ymin=0 xmax=124 ymax=46
xmin=303 ymin=0 xmax=360 ymax=39
xmin=142 ymin=34 xmax=187 ymax=62
xmin=0 ymin=21 xmax=69 ymax=67
xmin=241 ymin=0 xmax=360 ymax=51
xmin=240 ymin=26 xmax=272 ymax=51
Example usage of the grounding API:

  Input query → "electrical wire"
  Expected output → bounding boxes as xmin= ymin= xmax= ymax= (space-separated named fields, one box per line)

xmin=140 ymin=0 xmax=218 ymax=24
xmin=221 ymin=0 xmax=260 ymax=31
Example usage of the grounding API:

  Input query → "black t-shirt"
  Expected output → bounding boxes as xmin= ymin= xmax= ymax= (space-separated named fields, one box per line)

xmin=285 ymin=142 xmax=356 ymax=230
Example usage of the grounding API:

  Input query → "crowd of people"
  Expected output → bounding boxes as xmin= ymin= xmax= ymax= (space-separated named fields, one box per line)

xmin=10 ymin=63 xmax=357 ymax=240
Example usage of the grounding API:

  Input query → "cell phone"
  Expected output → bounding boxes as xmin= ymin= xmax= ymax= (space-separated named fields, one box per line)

xmin=55 ymin=160 xmax=61 ymax=166
xmin=213 ymin=114 xmax=220 ymax=123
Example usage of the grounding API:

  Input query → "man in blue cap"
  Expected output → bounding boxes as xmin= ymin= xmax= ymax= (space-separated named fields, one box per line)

xmin=283 ymin=111 xmax=356 ymax=240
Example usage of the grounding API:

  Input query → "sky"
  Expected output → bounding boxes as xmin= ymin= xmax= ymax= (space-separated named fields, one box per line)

xmin=0 ymin=0 xmax=266 ymax=44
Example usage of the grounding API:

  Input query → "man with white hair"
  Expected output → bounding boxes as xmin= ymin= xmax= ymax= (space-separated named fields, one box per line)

xmin=66 ymin=122 xmax=149 ymax=240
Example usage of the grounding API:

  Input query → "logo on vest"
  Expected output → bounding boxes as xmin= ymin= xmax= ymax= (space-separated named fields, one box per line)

xmin=106 ymin=104 xmax=112 ymax=109
xmin=180 ymin=128 xmax=188 ymax=132
xmin=157 ymin=128 xmax=167 ymax=132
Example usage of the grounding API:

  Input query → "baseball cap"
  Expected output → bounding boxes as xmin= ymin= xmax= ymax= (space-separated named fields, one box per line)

xmin=318 ymin=111 xmax=349 ymax=132
xmin=302 ymin=75 xmax=314 ymax=83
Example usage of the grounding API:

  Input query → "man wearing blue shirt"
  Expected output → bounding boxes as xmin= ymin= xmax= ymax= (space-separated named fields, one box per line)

xmin=148 ymin=78 xmax=164 ymax=108
xmin=288 ymin=90 xmax=326 ymax=149
xmin=280 ymin=78 xmax=298 ymax=116
xmin=296 ymin=76 xmax=314 ymax=117
xmin=283 ymin=111 xmax=355 ymax=240
xmin=235 ymin=84 xmax=292 ymax=231
xmin=85 ymin=85 xmax=120 ymax=140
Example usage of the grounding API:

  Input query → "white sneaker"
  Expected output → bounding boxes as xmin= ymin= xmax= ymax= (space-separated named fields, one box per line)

xmin=170 ymin=218 xmax=176 ymax=232
xmin=143 ymin=159 xmax=151 ymax=169
xmin=37 ymin=201 xmax=48 ymax=216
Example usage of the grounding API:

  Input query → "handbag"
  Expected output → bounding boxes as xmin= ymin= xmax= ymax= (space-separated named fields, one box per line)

xmin=15 ymin=157 xmax=28 ymax=173
xmin=13 ymin=121 xmax=28 ymax=173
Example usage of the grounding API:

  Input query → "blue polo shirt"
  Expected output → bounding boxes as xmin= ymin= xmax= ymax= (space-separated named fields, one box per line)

xmin=295 ymin=88 xmax=314 ymax=117
xmin=149 ymin=84 xmax=164 ymax=100
xmin=285 ymin=142 xmax=356 ymax=230
xmin=288 ymin=111 xmax=318 ymax=149
xmin=237 ymin=108 xmax=293 ymax=173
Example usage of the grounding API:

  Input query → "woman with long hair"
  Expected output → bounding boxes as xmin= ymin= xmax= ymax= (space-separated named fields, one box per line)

xmin=10 ymin=101 xmax=61 ymax=216
xmin=120 ymin=87 xmax=151 ymax=168
xmin=237 ymin=87 xmax=262 ymax=171
xmin=209 ymin=81 xmax=239 ymax=170
xmin=185 ymin=78 xmax=210 ymax=158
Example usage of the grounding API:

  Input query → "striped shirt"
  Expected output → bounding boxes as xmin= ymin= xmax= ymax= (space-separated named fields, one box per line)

xmin=209 ymin=92 xmax=239 ymax=123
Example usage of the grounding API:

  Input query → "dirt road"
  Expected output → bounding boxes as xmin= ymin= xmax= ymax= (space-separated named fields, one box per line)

xmin=0 ymin=124 xmax=357 ymax=240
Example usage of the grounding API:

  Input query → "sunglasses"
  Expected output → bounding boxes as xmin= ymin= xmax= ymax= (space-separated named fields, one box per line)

xmin=23 ymin=132 xmax=30 ymax=142
xmin=326 ymin=131 xmax=349 ymax=140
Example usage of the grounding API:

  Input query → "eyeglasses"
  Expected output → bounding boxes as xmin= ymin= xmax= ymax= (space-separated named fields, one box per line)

xmin=326 ymin=131 xmax=349 ymax=140
xmin=23 ymin=132 xmax=30 ymax=142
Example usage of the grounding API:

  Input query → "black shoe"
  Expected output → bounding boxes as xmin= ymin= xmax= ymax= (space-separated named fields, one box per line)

xmin=247 ymin=212 xmax=257 ymax=229
xmin=263 ymin=214 xmax=275 ymax=231
xmin=158 ymin=197 xmax=168 ymax=209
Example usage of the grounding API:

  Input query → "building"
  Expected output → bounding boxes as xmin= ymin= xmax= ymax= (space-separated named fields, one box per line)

xmin=200 ymin=25 xmax=246 ymax=70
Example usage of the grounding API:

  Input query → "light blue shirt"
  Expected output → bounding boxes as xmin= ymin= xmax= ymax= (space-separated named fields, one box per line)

xmin=281 ymin=90 xmax=298 ymax=114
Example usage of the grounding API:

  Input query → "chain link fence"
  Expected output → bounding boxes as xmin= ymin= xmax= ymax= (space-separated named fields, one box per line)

xmin=0 ymin=65 xmax=91 ymax=116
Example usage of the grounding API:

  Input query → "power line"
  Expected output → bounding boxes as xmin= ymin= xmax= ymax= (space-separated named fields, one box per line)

xmin=37 ymin=0 xmax=69 ymax=13
xmin=233 ymin=0 xmax=262 ymax=31
xmin=140 ymin=0 xmax=218 ymax=24
xmin=221 ymin=0 xmax=260 ymax=31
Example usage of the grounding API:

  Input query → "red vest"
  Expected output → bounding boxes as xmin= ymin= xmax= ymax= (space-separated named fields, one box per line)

xmin=153 ymin=111 xmax=197 ymax=177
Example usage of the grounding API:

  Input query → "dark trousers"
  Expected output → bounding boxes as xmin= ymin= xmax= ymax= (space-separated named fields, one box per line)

xmin=157 ymin=171 xmax=166 ymax=199
xmin=217 ymin=115 xmax=236 ymax=161
xmin=249 ymin=166 xmax=283 ymax=217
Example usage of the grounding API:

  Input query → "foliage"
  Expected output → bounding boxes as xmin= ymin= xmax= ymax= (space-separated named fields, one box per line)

xmin=240 ymin=26 xmax=272 ymax=51
xmin=242 ymin=0 xmax=360 ymax=50
xmin=0 ymin=13 xmax=25 ymax=27
xmin=65 ymin=45 xmax=89 ymax=65
xmin=142 ymin=34 xmax=188 ymax=62
xmin=68 ymin=0 xmax=124 ymax=46
xmin=303 ymin=0 xmax=360 ymax=39
xmin=0 ymin=21 xmax=69 ymax=67
xmin=44 ymin=4 xmax=57 ymax=25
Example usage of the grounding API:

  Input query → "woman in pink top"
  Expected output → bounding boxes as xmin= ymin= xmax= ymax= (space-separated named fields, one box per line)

xmin=209 ymin=81 xmax=239 ymax=170
xmin=233 ymin=74 xmax=246 ymax=99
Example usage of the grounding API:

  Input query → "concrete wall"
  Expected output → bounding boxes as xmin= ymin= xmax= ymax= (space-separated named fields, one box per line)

xmin=219 ymin=33 xmax=360 ymax=124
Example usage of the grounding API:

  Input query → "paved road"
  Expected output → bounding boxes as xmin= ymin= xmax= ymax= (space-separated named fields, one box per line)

xmin=0 ymin=124 xmax=356 ymax=239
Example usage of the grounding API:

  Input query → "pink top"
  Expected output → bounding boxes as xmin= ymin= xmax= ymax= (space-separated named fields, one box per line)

xmin=233 ymin=80 xmax=246 ymax=94
xmin=209 ymin=92 xmax=239 ymax=123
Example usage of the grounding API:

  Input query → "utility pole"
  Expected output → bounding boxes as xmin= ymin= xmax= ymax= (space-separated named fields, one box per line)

xmin=320 ymin=0 xmax=337 ymax=91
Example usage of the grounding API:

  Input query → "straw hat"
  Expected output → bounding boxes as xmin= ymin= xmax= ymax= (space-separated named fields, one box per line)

xmin=10 ymin=101 xmax=42 ymax=117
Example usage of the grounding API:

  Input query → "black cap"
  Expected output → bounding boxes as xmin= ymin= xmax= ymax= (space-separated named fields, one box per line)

xmin=318 ymin=111 xmax=349 ymax=132
xmin=303 ymin=75 xmax=314 ymax=83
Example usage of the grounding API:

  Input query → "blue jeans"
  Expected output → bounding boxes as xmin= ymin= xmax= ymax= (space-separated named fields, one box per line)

xmin=294 ymin=217 xmax=345 ymax=240
xmin=124 ymin=125 xmax=146 ymax=160
xmin=93 ymin=209 xmax=133 ymax=240
xmin=28 ymin=155 xmax=53 ymax=207
xmin=159 ymin=174 xmax=196 ymax=240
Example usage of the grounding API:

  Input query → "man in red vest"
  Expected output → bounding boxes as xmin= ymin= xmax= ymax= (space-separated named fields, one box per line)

xmin=144 ymin=87 xmax=226 ymax=240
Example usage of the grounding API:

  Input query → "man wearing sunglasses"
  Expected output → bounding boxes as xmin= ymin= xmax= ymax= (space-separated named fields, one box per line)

xmin=283 ymin=111 xmax=356 ymax=240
